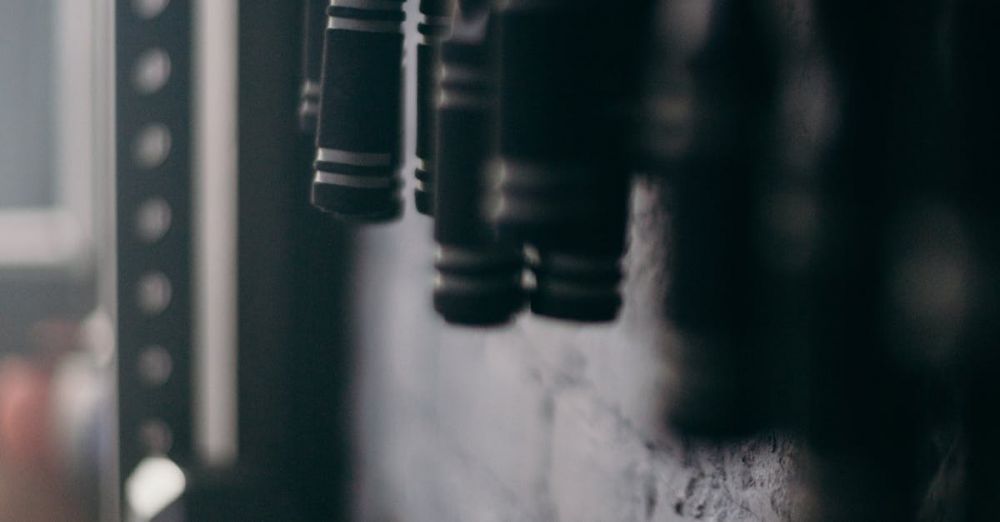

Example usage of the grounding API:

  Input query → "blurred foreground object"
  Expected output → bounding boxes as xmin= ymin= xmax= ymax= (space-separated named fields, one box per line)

xmin=656 ymin=0 xmax=787 ymax=439
xmin=954 ymin=0 xmax=1000 ymax=520
xmin=799 ymin=0 xmax=958 ymax=518
xmin=0 ymin=363 xmax=83 ymax=522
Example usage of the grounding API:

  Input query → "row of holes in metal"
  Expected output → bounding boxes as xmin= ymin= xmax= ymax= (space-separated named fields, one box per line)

xmin=131 ymin=0 xmax=175 ymax=457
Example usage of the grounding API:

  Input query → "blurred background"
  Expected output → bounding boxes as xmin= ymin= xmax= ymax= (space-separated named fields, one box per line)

xmin=0 ymin=0 xmax=995 ymax=521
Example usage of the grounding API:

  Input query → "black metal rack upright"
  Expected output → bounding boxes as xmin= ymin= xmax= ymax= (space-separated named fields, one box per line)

xmin=115 ymin=0 xmax=195 ymax=488
xmin=116 ymin=2 xmax=357 ymax=520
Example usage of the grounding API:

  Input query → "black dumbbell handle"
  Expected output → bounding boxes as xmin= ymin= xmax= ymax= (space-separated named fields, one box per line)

xmin=311 ymin=0 xmax=406 ymax=221
xmin=488 ymin=0 xmax=647 ymax=322
xmin=432 ymin=1 xmax=524 ymax=325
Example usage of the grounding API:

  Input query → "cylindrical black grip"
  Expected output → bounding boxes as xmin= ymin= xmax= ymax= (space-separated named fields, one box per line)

xmin=298 ymin=0 xmax=327 ymax=134
xmin=312 ymin=1 xmax=406 ymax=222
xmin=432 ymin=3 xmax=524 ymax=325
xmin=414 ymin=0 xmax=453 ymax=215
xmin=490 ymin=4 xmax=592 ymax=237
xmin=488 ymin=0 xmax=646 ymax=322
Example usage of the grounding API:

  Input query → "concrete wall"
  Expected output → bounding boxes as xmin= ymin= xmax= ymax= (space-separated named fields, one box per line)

xmin=353 ymin=180 xmax=797 ymax=522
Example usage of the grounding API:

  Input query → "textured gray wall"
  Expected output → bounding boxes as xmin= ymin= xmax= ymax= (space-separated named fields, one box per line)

xmin=353 ymin=180 xmax=798 ymax=522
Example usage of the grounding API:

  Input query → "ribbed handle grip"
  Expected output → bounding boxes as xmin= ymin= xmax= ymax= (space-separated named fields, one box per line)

xmin=488 ymin=0 xmax=647 ymax=322
xmin=432 ymin=3 xmax=524 ymax=325
xmin=311 ymin=0 xmax=406 ymax=221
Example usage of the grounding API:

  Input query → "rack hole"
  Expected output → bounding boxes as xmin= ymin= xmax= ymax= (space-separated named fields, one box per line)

xmin=137 ymin=272 xmax=172 ymax=316
xmin=133 ymin=124 xmax=172 ymax=169
xmin=132 ymin=48 xmax=172 ymax=95
xmin=135 ymin=198 xmax=172 ymax=243
xmin=139 ymin=419 xmax=173 ymax=455
xmin=138 ymin=345 xmax=173 ymax=387
xmin=132 ymin=0 xmax=170 ymax=19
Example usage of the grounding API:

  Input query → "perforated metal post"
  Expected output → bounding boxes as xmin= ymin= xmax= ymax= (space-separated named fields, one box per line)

xmin=116 ymin=0 xmax=194 ymax=502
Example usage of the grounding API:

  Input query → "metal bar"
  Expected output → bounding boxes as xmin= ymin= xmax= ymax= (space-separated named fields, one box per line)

xmin=115 ymin=0 xmax=195 ymax=510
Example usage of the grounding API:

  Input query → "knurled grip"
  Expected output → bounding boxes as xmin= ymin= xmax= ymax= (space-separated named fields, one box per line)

xmin=312 ymin=0 xmax=406 ymax=222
